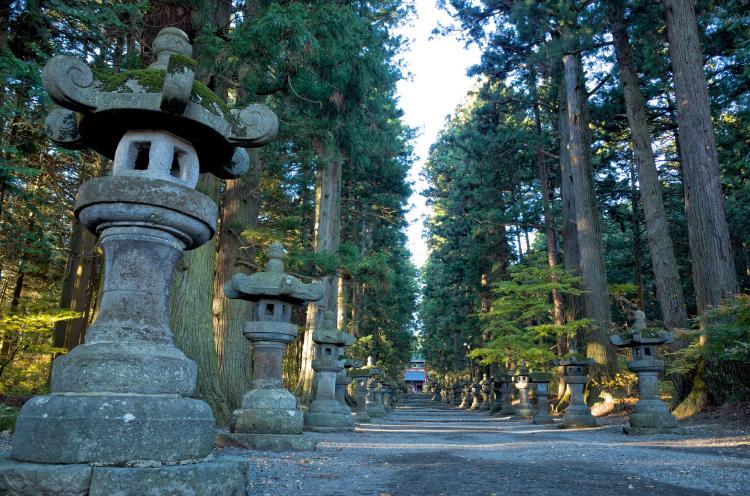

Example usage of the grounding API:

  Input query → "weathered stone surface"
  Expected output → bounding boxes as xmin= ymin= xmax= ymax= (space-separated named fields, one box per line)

xmin=219 ymin=433 xmax=316 ymax=451
xmin=76 ymin=176 xmax=217 ymax=250
xmin=11 ymin=395 xmax=214 ymax=464
xmin=512 ymin=362 xmax=534 ymax=420
xmin=51 ymin=342 xmax=197 ymax=395
xmin=88 ymin=457 xmax=248 ymax=496
xmin=559 ymin=353 xmax=597 ymax=428
xmin=611 ymin=311 xmax=679 ymax=435
xmin=531 ymin=373 xmax=554 ymax=425
xmin=0 ymin=452 xmax=91 ymax=496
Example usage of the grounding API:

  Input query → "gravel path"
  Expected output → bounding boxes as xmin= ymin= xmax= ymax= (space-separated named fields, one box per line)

xmin=216 ymin=394 xmax=750 ymax=496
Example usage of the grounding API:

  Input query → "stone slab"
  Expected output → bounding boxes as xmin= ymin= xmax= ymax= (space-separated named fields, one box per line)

xmin=0 ymin=451 xmax=91 ymax=496
xmin=11 ymin=394 xmax=214 ymax=464
xmin=218 ymin=432 xmax=316 ymax=451
xmin=88 ymin=457 xmax=247 ymax=496
xmin=0 ymin=453 xmax=246 ymax=496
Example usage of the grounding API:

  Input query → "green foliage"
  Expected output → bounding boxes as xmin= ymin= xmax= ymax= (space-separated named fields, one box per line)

xmin=0 ymin=310 xmax=78 ymax=395
xmin=0 ymin=405 xmax=19 ymax=432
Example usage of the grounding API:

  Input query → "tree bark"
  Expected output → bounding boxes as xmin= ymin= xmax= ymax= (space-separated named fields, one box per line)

xmin=607 ymin=0 xmax=688 ymax=328
xmin=662 ymin=0 xmax=737 ymax=318
xmin=562 ymin=47 xmax=617 ymax=378
xmin=531 ymin=73 xmax=565 ymax=327
xmin=298 ymin=150 xmax=343 ymax=399
xmin=170 ymin=175 xmax=230 ymax=424
xmin=210 ymin=152 xmax=261 ymax=411
xmin=558 ymin=75 xmax=582 ymax=326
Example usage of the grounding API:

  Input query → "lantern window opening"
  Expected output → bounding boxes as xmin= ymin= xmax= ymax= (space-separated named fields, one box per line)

xmin=134 ymin=142 xmax=151 ymax=170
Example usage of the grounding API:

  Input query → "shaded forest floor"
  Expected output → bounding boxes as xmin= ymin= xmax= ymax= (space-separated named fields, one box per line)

xmin=1 ymin=396 xmax=748 ymax=495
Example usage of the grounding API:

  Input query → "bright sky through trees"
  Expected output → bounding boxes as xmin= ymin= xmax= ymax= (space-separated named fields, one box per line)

xmin=395 ymin=0 xmax=481 ymax=267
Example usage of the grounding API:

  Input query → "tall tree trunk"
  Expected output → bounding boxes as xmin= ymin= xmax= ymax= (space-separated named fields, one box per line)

xmin=531 ymin=73 xmax=565 ymax=327
xmin=210 ymin=152 xmax=261 ymax=411
xmin=562 ymin=47 xmax=617 ymax=378
xmin=607 ymin=0 xmax=688 ymax=328
xmin=298 ymin=150 xmax=342 ymax=399
xmin=629 ymin=163 xmax=645 ymax=310
xmin=170 ymin=175 xmax=230 ymax=424
xmin=558 ymin=75 xmax=581 ymax=326
xmin=662 ymin=0 xmax=738 ymax=319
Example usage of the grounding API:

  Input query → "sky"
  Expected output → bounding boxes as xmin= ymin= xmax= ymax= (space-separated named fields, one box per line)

xmin=394 ymin=0 xmax=482 ymax=269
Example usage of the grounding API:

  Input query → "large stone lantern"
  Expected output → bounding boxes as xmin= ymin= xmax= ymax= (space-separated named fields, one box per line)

xmin=223 ymin=242 xmax=323 ymax=449
xmin=513 ymin=361 xmax=534 ymax=419
xmin=610 ymin=311 xmax=679 ymax=434
xmin=559 ymin=346 xmax=597 ymax=428
xmin=0 ymin=27 xmax=277 ymax=494
xmin=305 ymin=311 xmax=355 ymax=432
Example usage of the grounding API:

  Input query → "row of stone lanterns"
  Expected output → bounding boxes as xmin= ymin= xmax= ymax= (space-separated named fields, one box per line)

xmin=422 ymin=311 xmax=679 ymax=434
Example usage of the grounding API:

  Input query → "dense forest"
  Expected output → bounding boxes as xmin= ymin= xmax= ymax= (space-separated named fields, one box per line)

xmin=421 ymin=0 xmax=750 ymax=413
xmin=0 ymin=0 xmax=417 ymax=423
xmin=1 ymin=0 xmax=748 ymax=426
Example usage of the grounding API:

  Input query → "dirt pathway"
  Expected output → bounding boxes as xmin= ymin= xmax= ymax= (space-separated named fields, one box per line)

xmin=215 ymin=394 xmax=750 ymax=495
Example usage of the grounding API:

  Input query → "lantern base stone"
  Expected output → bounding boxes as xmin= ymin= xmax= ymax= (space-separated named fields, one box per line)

xmin=219 ymin=432 xmax=316 ymax=451
xmin=10 ymin=394 xmax=215 ymax=464
xmin=0 ymin=451 xmax=248 ymax=496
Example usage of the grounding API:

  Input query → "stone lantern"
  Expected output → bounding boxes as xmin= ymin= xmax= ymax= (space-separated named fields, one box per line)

xmin=383 ymin=381 xmax=394 ymax=411
xmin=531 ymin=371 xmax=554 ymax=425
xmin=350 ymin=360 xmax=377 ymax=423
xmin=459 ymin=378 xmax=471 ymax=409
xmin=305 ymin=311 xmax=354 ymax=432
xmin=335 ymin=349 xmax=356 ymax=423
xmin=369 ymin=379 xmax=387 ymax=417
xmin=0 ymin=27 xmax=278 ymax=494
xmin=559 ymin=346 xmax=596 ymax=427
xmin=496 ymin=363 xmax=516 ymax=416
xmin=480 ymin=373 xmax=492 ymax=411
xmin=513 ymin=361 xmax=534 ymax=419
xmin=223 ymin=242 xmax=323 ymax=449
xmin=469 ymin=377 xmax=481 ymax=410
xmin=491 ymin=373 xmax=503 ymax=413
xmin=610 ymin=311 xmax=679 ymax=434
xmin=451 ymin=380 xmax=462 ymax=408
xmin=362 ymin=357 xmax=386 ymax=417
xmin=431 ymin=380 xmax=442 ymax=402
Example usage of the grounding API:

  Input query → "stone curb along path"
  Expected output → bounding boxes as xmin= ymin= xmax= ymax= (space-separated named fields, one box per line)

xmin=215 ymin=393 xmax=750 ymax=496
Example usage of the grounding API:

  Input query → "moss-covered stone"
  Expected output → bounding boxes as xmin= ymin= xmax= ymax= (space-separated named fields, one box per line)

xmin=191 ymin=80 xmax=230 ymax=117
xmin=96 ymin=68 xmax=166 ymax=94
xmin=167 ymin=53 xmax=197 ymax=74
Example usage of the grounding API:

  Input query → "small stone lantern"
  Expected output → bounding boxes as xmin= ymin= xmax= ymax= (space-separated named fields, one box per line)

xmin=495 ymin=363 xmax=516 ymax=416
xmin=480 ymin=373 xmax=492 ymax=411
xmin=350 ymin=361 xmax=376 ymax=423
xmin=531 ymin=371 xmax=554 ymax=425
xmin=513 ymin=361 xmax=534 ymax=419
xmin=451 ymin=380 xmax=462 ymax=408
xmin=610 ymin=310 xmax=678 ymax=434
xmin=469 ymin=377 xmax=481 ymax=410
xmin=369 ymin=379 xmax=387 ymax=417
xmin=304 ymin=311 xmax=354 ymax=432
xmin=559 ymin=346 xmax=596 ymax=427
xmin=431 ymin=379 xmax=442 ymax=402
xmin=459 ymin=378 xmax=471 ymax=409
xmin=335 ymin=352 xmax=356 ymax=423
xmin=223 ymin=242 xmax=323 ymax=449
xmin=363 ymin=357 xmax=387 ymax=417
xmin=0 ymin=27 xmax=277 ymax=494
